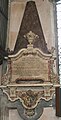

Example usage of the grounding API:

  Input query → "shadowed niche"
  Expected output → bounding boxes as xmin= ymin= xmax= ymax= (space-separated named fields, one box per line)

xmin=16 ymin=79 xmax=44 ymax=84
xmin=14 ymin=1 xmax=50 ymax=54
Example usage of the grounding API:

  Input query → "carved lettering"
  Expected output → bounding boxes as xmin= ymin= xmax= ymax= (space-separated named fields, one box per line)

xmin=11 ymin=55 xmax=48 ymax=82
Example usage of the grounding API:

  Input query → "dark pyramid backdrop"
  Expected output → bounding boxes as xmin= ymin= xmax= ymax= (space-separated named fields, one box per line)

xmin=14 ymin=1 xmax=50 ymax=54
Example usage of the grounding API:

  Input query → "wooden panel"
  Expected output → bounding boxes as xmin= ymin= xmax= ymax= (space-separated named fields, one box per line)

xmin=56 ymin=87 xmax=61 ymax=116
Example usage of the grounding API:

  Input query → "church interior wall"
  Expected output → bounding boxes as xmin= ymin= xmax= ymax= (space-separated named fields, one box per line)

xmin=7 ymin=0 xmax=56 ymax=51
xmin=0 ymin=0 xmax=60 ymax=120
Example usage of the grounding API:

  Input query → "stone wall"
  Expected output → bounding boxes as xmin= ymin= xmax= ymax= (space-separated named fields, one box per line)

xmin=7 ymin=0 xmax=56 ymax=51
